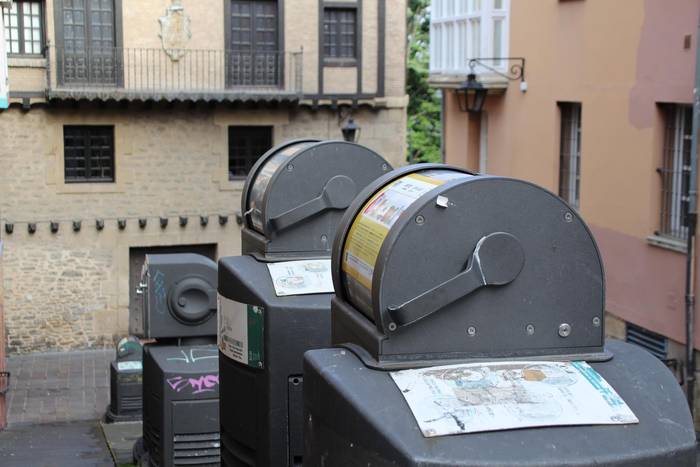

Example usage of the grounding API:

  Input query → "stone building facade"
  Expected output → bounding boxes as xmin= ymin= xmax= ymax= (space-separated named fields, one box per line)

xmin=0 ymin=0 xmax=407 ymax=353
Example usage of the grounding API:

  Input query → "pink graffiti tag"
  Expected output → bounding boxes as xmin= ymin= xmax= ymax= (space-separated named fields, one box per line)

xmin=166 ymin=374 xmax=219 ymax=394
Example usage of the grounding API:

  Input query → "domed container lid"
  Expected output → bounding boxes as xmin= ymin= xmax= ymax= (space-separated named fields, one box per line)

xmin=331 ymin=164 xmax=608 ymax=369
xmin=245 ymin=139 xmax=320 ymax=234
xmin=241 ymin=139 xmax=392 ymax=259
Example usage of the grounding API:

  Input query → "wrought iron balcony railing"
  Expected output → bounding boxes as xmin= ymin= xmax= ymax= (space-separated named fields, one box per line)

xmin=46 ymin=46 xmax=303 ymax=102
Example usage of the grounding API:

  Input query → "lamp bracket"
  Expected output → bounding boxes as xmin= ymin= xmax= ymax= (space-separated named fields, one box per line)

xmin=469 ymin=57 xmax=526 ymax=82
xmin=337 ymin=106 xmax=355 ymax=126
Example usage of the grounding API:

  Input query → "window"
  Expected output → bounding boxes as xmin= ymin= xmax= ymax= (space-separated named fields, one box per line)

xmin=58 ymin=0 xmax=117 ymax=84
xmin=2 ymin=0 xmax=44 ymax=55
xmin=323 ymin=7 xmax=357 ymax=61
xmin=558 ymin=102 xmax=581 ymax=209
xmin=430 ymin=0 xmax=509 ymax=74
xmin=228 ymin=0 xmax=279 ymax=86
xmin=658 ymin=105 xmax=692 ymax=241
xmin=64 ymin=126 xmax=115 ymax=183
xmin=229 ymin=126 xmax=273 ymax=180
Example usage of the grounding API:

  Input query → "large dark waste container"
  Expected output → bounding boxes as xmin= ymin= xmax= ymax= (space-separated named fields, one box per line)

xmin=217 ymin=139 xmax=391 ymax=466
xmin=134 ymin=253 xmax=220 ymax=467
xmin=303 ymin=164 xmax=697 ymax=466
xmin=106 ymin=336 xmax=143 ymax=423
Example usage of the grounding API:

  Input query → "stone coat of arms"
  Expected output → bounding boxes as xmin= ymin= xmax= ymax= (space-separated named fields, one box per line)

xmin=159 ymin=0 xmax=192 ymax=61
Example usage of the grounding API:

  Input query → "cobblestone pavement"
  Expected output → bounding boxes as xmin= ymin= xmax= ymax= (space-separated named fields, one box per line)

xmin=5 ymin=348 xmax=114 ymax=425
xmin=0 ymin=420 xmax=114 ymax=466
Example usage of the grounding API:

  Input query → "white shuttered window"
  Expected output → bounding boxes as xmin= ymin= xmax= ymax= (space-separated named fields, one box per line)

xmin=430 ymin=0 xmax=509 ymax=75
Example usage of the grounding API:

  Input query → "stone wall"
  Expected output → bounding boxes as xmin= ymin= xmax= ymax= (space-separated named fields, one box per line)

xmin=0 ymin=240 xmax=6 ymax=428
xmin=0 ymin=103 xmax=406 ymax=353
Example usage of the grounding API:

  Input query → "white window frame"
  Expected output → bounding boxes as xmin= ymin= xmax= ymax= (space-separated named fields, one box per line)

xmin=659 ymin=104 xmax=692 ymax=241
xmin=430 ymin=0 xmax=509 ymax=76
xmin=0 ymin=4 xmax=8 ymax=109
xmin=558 ymin=102 xmax=582 ymax=210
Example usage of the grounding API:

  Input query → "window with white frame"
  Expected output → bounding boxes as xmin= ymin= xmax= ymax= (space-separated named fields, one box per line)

xmin=658 ymin=104 xmax=692 ymax=241
xmin=430 ymin=0 xmax=509 ymax=75
xmin=558 ymin=102 xmax=581 ymax=210
xmin=2 ymin=0 xmax=44 ymax=56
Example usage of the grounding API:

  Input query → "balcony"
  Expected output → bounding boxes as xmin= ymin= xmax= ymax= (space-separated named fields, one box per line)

xmin=46 ymin=46 xmax=303 ymax=104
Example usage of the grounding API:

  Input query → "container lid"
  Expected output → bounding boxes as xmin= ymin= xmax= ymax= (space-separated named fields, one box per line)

xmin=331 ymin=164 xmax=608 ymax=368
xmin=240 ymin=140 xmax=392 ymax=259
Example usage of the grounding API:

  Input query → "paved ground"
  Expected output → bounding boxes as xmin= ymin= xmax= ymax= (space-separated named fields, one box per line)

xmin=0 ymin=420 xmax=114 ymax=466
xmin=101 ymin=420 xmax=141 ymax=465
xmin=6 ymin=348 xmax=113 ymax=425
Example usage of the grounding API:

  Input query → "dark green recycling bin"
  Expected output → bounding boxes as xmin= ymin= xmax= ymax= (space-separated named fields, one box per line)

xmin=217 ymin=139 xmax=392 ymax=466
xmin=303 ymin=164 xmax=697 ymax=466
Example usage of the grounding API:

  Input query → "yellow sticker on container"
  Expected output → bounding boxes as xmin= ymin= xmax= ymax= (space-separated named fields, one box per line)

xmin=342 ymin=171 xmax=470 ymax=298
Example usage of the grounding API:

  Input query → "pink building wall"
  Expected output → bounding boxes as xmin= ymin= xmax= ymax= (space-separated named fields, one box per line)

xmin=441 ymin=0 xmax=700 ymax=346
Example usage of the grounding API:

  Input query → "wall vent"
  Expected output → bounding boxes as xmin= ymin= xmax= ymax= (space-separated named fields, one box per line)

xmin=626 ymin=323 xmax=668 ymax=360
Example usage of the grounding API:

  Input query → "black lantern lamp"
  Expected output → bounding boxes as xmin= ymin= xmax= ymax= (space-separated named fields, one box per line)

xmin=456 ymin=73 xmax=487 ymax=114
xmin=341 ymin=117 xmax=361 ymax=143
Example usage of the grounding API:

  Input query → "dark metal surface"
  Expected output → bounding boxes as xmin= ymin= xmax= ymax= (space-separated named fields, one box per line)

xmin=107 ymin=336 xmax=144 ymax=422
xmin=330 ymin=163 xmax=468 ymax=300
xmin=241 ymin=139 xmax=320 ymax=232
xmin=107 ymin=361 xmax=142 ymax=423
xmin=217 ymin=140 xmax=391 ymax=465
xmin=268 ymin=175 xmax=357 ymax=232
xmin=218 ymin=255 xmax=332 ymax=467
xmin=47 ymin=45 xmax=303 ymax=103
xmin=303 ymin=340 xmax=697 ymax=467
xmin=134 ymin=253 xmax=218 ymax=340
xmin=240 ymin=140 xmax=391 ymax=258
xmin=332 ymin=166 xmax=607 ymax=368
xmin=387 ymin=232 xmax=524 ymax=327
xmin=142 ymin=343 xmax=220 ymax=467
xmin=468 ymin=57 xmax=526 ymax=82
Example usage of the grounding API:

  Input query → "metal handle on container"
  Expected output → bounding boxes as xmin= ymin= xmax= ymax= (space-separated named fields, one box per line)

xmin=387 ymin=232 xmax=525 ymax=328
xmin=268 ymin=175 xmax=357 ymax=232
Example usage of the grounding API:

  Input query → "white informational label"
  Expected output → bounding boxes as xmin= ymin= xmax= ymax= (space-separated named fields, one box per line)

xmin=218 ymin=295 xmax=264 ymax=368
xmin=266 ymin=259 xmax=334 ymax=297
xmin=390 ymin=360 xmax=638 ymax=437
xmin=0 ymin=6 xmax=9 ymax=109
xmin=117 ymin=361 xmax=143 ymax=371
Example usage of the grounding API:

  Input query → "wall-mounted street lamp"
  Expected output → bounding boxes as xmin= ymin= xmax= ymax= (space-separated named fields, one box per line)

xmin=456 ymin=57 xmax=528 ymax=114
xmin=455 ymin=73 xmax=487 ymax=114
xmin=469 ymin=57 xmax=527 ymax=92
xmin=338 ymin=106 xmax=361 ymax=143
xmin=341 ymin=117 xmax=361 ymax=143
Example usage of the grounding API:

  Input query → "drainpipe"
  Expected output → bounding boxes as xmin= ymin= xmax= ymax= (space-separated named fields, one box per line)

xmin=685 ymin=7 xmax=700 ymax=416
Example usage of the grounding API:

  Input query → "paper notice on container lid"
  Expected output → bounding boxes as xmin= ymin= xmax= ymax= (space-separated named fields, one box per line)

xmin=117 ymin=361 xmax=142 ymax=371
xmin=390 ymin=360 xmax=638 ymax=437
xmin=266 ymin=259 xmax=334 ymax=297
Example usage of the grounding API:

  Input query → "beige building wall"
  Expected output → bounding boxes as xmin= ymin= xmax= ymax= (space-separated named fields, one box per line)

xmin=0 ymin=240 xmax=5 ymax=428
xmin=0 ymin=0 xmax=408 ymax=353
xmin=9 ymin=0 xmax=408 ymax=103
xmin=438 ymin=0 xmax=698 ymax=347
xmin=286 ymin=0 xmax=320 ymax=94
xmin=0 ymin=102 xmax=405 ymax=353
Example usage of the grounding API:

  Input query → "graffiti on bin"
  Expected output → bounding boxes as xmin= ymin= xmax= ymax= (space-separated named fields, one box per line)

xmin=167 ymin=374 xmax=219 ymax=394
xmin=153 ymin=270 xmax=167 ymax=311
